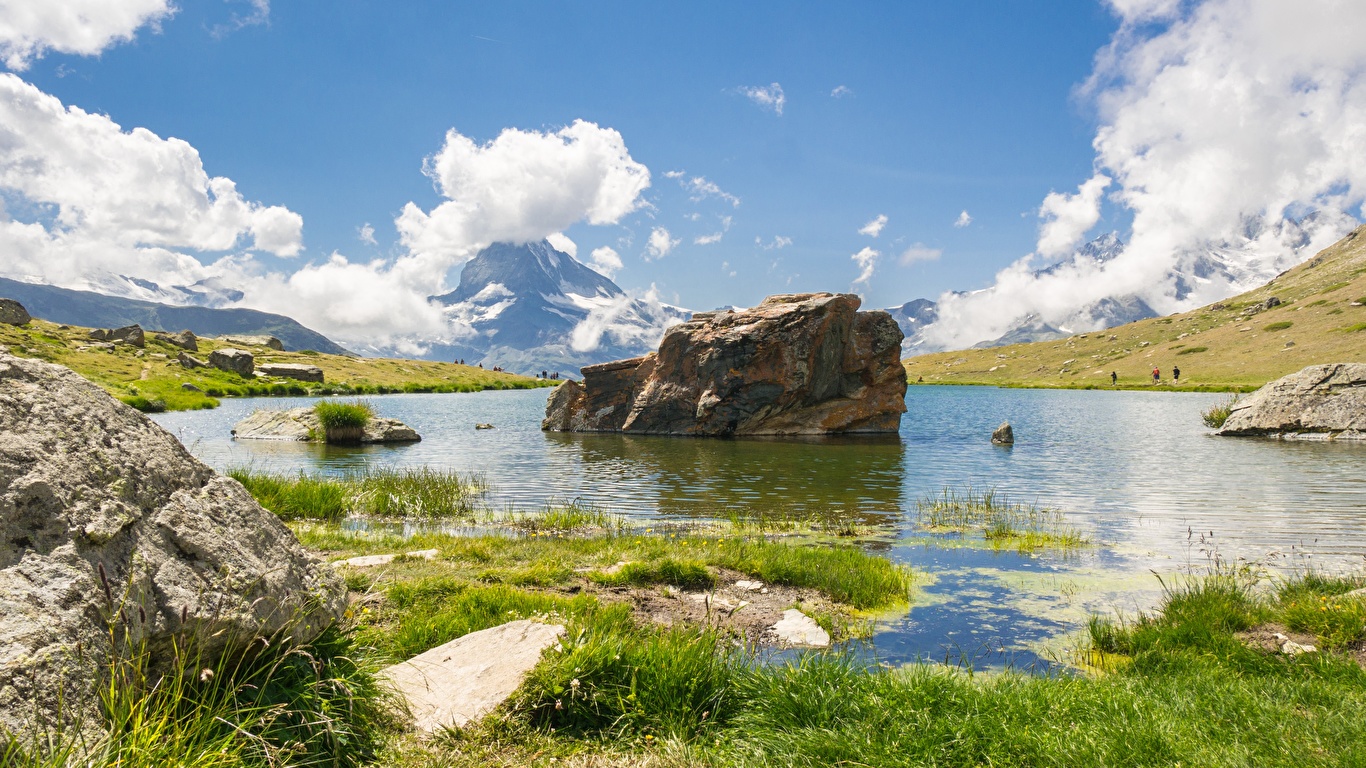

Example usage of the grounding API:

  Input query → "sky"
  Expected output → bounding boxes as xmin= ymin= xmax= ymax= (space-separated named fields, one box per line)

xmin=3 ymin=0 xmax=1366 ymax=350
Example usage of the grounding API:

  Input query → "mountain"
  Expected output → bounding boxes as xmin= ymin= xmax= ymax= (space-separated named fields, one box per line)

xmin=894 ymin=217 xmax=1341 ymax=354
xmin=904 ymin=224 xmax=1366 ymax=390
xmin=424 ymin=240 xmax=690 ymax=375
xmin=0 ymin=277 xmax=350 ymax=355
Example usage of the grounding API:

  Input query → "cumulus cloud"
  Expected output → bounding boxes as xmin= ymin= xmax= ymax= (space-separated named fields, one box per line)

xmin=1036 ymin=174 xmax=1111 ymax=258
xmin=678 ymin=175 xmax=740 ymax=207
xmin=922 ymin=0 xmax=1366 ymax=350
xmin=831 ymin=85 xmax=853 ymax=98
xmin=850 ymin=246 xmax=879 ymax=285
xmin=644 ymin=226 xmax=679 ymax=260
xmin=0 ymin=0 xmax=174 ymax=70
xmin=736 ymin=83 xmax=785 ymax=115
xmin=858 ymin=214 xmax=888 ymax=237
xmin=954 ymin=210 xmax=973 ymax=228
xmin=569 ymin=284 xmax=681 ymax=353
xmin=396 ymin=120 xmax=650 ymax=265
xmin=899 ymin=244 xmax=942 ymax=265
xmin=0 ymin=73 xmax=304 ymax=291
xmin=545 ymin=231 xmax=577 ymax=257
xmin=586 ymin=245 xmax=623 ymax=278
xmin=756 ymin=235 xmax=792 ymax=250
xmin=694 ymin=232 xmax=722 ymax=245
xmin=358 ymin=223 xmax=377 ymax=245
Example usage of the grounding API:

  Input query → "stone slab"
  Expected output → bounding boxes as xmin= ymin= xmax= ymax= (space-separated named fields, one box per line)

xmin=382 ymin=619 xmax=565 ymax=732
xmin=769 ymin=609 xmax=830 ymax=648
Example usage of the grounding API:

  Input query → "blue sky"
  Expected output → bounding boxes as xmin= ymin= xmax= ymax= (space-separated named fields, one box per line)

xmin=5 ymin=0 xmax=1365 ymax=350
xmin=19 ymin=1 xmax=1118 ymax=310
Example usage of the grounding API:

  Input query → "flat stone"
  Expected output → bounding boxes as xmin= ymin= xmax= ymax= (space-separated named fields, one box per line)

xmin=1282 ymin=640 xmax=1317 ymax=656
xmin=335 ymin=549 xmax=439 ymax=568
xmin=258 ymin=363 xmax=324 ymax=383
xmin=735 ymin=580 xmax=764 ymax=591
xmin=769 ymin=609 xmax=830 ymax=648
xmin=381 ymin=619 xmax=565 ymax=732
xmin=219 ymin=334 xmax=285 ymax=351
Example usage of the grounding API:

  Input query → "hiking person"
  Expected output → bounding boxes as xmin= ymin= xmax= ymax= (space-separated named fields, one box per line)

xmin=1152 ymin=366 xmax=1160 ymax=382
xmin=1111 ymin=371 xmax=1117 ymax=385
xmin=1173 ymin=365 xmax=1181 ymax=382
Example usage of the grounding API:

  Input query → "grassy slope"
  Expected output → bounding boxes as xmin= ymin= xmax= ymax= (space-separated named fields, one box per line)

xmin=0 ymin=318 xmax=553 ymax=411
xmin=905 ymin=225 xmax=1366 ymax=391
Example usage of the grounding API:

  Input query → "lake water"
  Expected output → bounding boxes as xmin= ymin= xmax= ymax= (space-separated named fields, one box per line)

xmin=152 ymin=386 xmax=1366 ymax=669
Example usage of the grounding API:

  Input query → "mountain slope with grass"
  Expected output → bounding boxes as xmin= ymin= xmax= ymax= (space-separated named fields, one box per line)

xmin=905 ymin=225 xmax=1366 ymax=391
xmin=0 ymin=318 xmax=551 ymax=411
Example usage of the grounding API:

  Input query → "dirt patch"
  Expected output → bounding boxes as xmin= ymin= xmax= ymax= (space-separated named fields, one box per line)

xmin=576 ymin=568 xmax=841 ymax=646
xmin=1236 ymin=623 xmax=1319 ymax=654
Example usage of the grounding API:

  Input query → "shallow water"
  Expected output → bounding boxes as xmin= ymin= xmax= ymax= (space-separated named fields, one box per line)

xmin=153 ymin=385 xmax=1366 ymax=668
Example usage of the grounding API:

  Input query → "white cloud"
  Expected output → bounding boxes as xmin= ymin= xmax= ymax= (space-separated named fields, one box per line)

xmin=1036 ymin=174 xmax=1111 ymax=258
xmin=680 ymin=175 xmax=740 ymax=207
xmin=545 ymin=231 xmax=577 ymax=257
xmin=396 ymin=119 xmax=650 ymax=265
xmin=922 ymin=0 xmax=1366 ymax=351
xmin=736 ymin=83 xmax=785 ymax=115
xmin=0 ymin=0 xmax=174 ymax=70
xmin=644 ymin=226 xmax=679 ymax=260
xmin=358 ymin=223 xmax=377 ymax=245
xmin=694 ymin=232 xmax=722 ymax=245
xmin=899 ymin=244 xmax=942 ymax=265
xmin=756 ymin=235 xmax=792 ymax=250
xmin=850 ymin=246 xmax=879 ymax=285
xmin=831 ymin=85 xmax=853 ymax=98
xmin=954 ymin=210 xmax=973 ymax=228
xmin=663 ymin=170 xmax=685 ymax=179
xmin=569 ymin=284 xmax=681 ymax=353
xmin=586 ymin=245 xmax=623 ymax=278
xmin=0 ymin=73 xmax=304 ymax=291
xmin=210 ymin=0 xmax=270 ymax=39
xmin=858 ymin=214 xmax=888 ymax=237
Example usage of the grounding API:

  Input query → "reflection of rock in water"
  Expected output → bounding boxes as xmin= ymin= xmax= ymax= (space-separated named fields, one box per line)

xmin=544 ymin=431 xmax=907 ymax=525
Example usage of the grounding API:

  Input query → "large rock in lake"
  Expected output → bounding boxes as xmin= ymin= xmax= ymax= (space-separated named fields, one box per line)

xmin=1217 ymin=363 xmax=1366 ymax=439
xmin=232 ymin=406 xmax=421 ymax=443
xmin=0 ymin=352 xmax=345 ymax=736
xmin=543 ymin=293 xmax=906 ymax=436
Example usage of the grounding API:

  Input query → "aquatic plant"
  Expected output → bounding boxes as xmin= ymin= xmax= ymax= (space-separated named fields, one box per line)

xmin=313 ymin=399 xmax=373 ymax=442
xmin=916 ymin=486 xmax=1087 ymax=551
xmin=1201 ymin=394 xmax=1239 ymax=429
xmin=230 ymin=466 xmax=485 ymax=520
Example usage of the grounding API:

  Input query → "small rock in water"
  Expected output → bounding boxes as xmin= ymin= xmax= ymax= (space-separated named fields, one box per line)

xmin=769 ymin=609 xmax=830 ymax=648
xmin=991 ymin=421 xmax=1014 ymax=445
xmin=475 ymin=422 xmax=495 ymax=430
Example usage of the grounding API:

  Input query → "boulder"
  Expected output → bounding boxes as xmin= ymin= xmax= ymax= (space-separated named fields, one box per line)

xmin=0 ymin=351 xmax=345 ymax=736
xmin=153 ymin=330 xmax=198 ymax=352
xmin=991 ymin=421 xmax=1014 ymax=445
xmin=257 ymin=363 xmax=324 ymax=383
xmin=230 ymin=406 xmax=421 ymax=444
xmin=209 ymin=348 xmax=254 ymax=377
xmin=0 ymin=299 xmax=30 ymax=326
xmin=543 ymin=293 xmax=906 ymax=436
xmin=1217 ymin=363 xmax=1366 ymax=438
xmin=381 ymin=620 xmax=565 ymax=732
xmin=218 ymin=334 xmax=285 ymax=351
xmin=177 ymin=351 xmax=208 ymax=369
xmin=88 ymin=324 xmax=145 ymax=348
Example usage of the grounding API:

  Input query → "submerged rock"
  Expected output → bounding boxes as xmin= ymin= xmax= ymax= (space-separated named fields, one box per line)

xmin=0 ymin=351 xmax=345 ymax=737
xmin=991 ymin=421 xmax=1014 ymax=445
xmin=257 ymin=363 xmax=324 ymax=383
xmin=0 ymin=298 xmax=30 ymax=326
xmin=543 ymin=293 xmax=906 ymax=436
xmin=381 ymin=619 xmax=565 ymax=732
xmin=231 ymin=406 xmax=421 ymax=443
xmin=1217 ymin=363 xmax=1366 ymax=439
xmin=209 ymin=347 xmax=254 ymax=377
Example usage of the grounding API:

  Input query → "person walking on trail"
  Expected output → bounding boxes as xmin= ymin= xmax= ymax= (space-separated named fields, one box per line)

xmin=1152 ymin=366 xmax=1160 ymax=382
xmin=1173 ymin=365 xmax=1181 ymax=382
xmin=1111 ymin=371 xmax=1118 ymax=386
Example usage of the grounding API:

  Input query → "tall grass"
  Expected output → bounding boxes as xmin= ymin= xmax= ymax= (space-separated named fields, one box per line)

xmin=230 ymin=466 xmax=485 ymax=521
xmin=1201 ymin=394 xmax=1239 ymax=429
xmin=313 ymin=399 xmax=373 ymax=430
xmin=916 ymin=487 xmax=1087 ymax=551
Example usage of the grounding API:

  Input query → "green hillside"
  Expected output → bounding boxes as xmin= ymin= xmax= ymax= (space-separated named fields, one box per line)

xmin=905 ymin=225 xmax=1366 ymax=391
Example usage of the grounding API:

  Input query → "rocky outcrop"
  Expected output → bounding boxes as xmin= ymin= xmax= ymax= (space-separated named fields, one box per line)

xmin=219 ymin=334 xmax=284 ymax=351
xmin=209 ymin=347 xmax=254 ymax=377
xmin=258 ymin=363 xmax=324 ymax=383
xmin=1217 ymin=363 xmax=1366 ymax=439
xmin=153 ymin=329 xmax=198 ymax=351
xmin=88 ymin=324 xmax=145 ymax=348
xmin=0 ymin=299 xmax=29 ymax=326
xmin=543 ymin=293 xmax=906 ymax=436
xmin=0 ymin=352 xmax=345 ymax=736
xmin=231 ymin=407 xmax=421 ymax=443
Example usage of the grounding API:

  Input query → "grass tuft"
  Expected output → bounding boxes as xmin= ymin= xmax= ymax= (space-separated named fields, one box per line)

xmin=1201 ymin=394 xmax=1239 ymax=429
xmin=916 ymin=487 xmax=1087 ymax=551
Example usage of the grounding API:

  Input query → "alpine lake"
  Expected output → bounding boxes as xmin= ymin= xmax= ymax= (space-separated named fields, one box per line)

xmin=152 ymin=385 xmax=1366 ymax=671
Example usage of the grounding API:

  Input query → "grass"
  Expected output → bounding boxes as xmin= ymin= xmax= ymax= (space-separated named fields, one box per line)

xmin=1201 ymin=394 xmax=1239 ymax=429
xmin=314 ymin=399 xmax=374 ymax=433
xmin=916 ymin=486 xmax=1088 ymax=551
xmin=904 ymin=223 xmax=1366 ymax=392
xmin=0 ymin=318 xmax=553 ymax=411
xmin=228 ymin=467 xmax=486 ymax=521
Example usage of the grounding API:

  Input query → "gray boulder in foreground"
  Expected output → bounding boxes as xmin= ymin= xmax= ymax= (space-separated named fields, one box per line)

xmin=381 ymin=619 xmax=565 ymax=732
xmin=1217 ymin=363 xmax=1366 ymax=440
xmin=0 ymin=298 xmax=29 ymax=326
xmin=0 ymin=351 xmax=345 ymax=737
xmin=232 ymin=406 xmax=421 ymax=443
